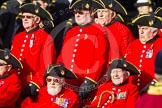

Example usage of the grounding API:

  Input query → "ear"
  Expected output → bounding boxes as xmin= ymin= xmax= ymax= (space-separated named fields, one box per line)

xmin=126 ymin=71 xmax=130 ymax=77
xmin=60 ymin=78 xmax=65 ymax=85
xmin=44 ymin=2 xmax=48 ymax=8
xmin=153 ymin=29 xmax=158 ymax=36
xmin=34 ymin=16 xmax=41 ymax=24
xmin=111 ymin=11 xmax=116 ymax=19
xmin=90 ymin=10 xmax=95 ymax=17
xmin=7 ymin=64 xmax=12 ymax=72
xmin=149 ymin=7 xmax=153 ymax=12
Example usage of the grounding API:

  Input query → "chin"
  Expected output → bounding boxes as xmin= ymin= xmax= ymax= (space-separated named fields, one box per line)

xmin=47 ymin=86 xmax=62 ymax=96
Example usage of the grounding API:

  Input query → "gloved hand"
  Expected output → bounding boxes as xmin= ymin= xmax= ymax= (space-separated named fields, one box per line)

xmin=78 ymin=78 xmax=97 ymax=99
xmin=22 ymin=81 xmax=40 ymax=98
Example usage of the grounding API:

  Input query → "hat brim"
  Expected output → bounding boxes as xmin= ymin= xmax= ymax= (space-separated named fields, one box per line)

xmin=0 ymin=49 xmax=23 ymax=69
xmin=20 ymin=3 xmax=53 ymax=21
xmin=69 ymin=0 xmax=105 ymax=10
xmin=107 ymin=59 xmax=140 ymax=77
xmin=134 ymin=3 xmax=151 ymax=7
xmin=155 ymin=7 xmax=162 ymax=17
xmin=44 ymin=64 xmax=77 ymax=79
xmin=132 ymin=14 xmax=162 ymax=28
xmin=99 ymin=0 xmax=127 ymax=15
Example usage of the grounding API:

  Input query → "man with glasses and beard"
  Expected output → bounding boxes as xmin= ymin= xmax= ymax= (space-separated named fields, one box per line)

xmin=11 ymin=3 xmax=56 ymax=99
xmin=21 ymin=63 xmax=79 ymax=108
xmin=57 ymin=0 xmax=109 ymax=101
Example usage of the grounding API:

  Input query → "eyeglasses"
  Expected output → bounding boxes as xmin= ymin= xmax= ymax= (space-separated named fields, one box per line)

xmin=0 ymin=63 xmax=8 ymax=66
xmin=21 ymin=15 xmax=35 ymax=19
xmin=46 ymin=77 xmax=61 ymax=83
xmin=73 ymin=10 xmax=84 ymax=15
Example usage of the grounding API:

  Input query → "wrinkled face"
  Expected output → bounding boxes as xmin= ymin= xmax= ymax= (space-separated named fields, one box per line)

xmin=137 ymin=6 xmax=152 ymax=14
xmin=74 ymin=9 xmax=93 ymax=26
xmin=110 ymin=68 xmax=129 ymax=85
xmin=0 ymin=59 xmax=12 ymax=76
xmin=46 ymin=76 xmax=64 ymax=96
xmin=22 ymin=12 xmax=39 ymax=32
xmin=138 ymin=25 xmax=157 ymax=44
xmin=96 ymin=9 xmax=115 ymax=25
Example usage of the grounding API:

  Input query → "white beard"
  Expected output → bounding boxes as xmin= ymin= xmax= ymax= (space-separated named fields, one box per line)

xmin=47 ymin=85 xmax=62 ymax=96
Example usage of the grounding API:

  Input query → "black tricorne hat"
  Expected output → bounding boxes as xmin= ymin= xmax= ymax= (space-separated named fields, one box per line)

xmin=132 ymin=13 xmax=162 ymax=28
xmin=134 ymin=0 xmax=152 ymax=7
xmin=44 ymin=64 xmax=77 ymax=79
xmin=155 ymin=49 xmax=162 ymax=75
xmin=0 ymin=49 xmax=23 ymax=69
xmin=20 ymin=3 xmax=54 ymax=25
xmin=154 ymin=7 xmax=162 ymax=17
xmin=99 ymin=0 xmax=127 ymax=15
xmin=69 ymin=0 xmax=105 ymax=10
xmin=107 ymin=58 xmax=140 ymax=77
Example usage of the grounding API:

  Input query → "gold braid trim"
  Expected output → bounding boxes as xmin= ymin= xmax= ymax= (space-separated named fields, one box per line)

xmin=148 ymin=82 xmax=162 ymax=95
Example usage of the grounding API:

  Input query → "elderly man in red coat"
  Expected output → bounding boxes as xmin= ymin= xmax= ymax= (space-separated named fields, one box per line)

xmin=95 ymin=0 xmax=134 ymax=61
xmin=0 ymin=49 xmax=23 ymax=107
xmin=21 ymin=63 xmax=79 ymax=108
xmin=11 ymin=3 xmax=56 ymax=98
xmin=85 ymin=58 xmax=140 ymax=108
xmin=135 ymin=49 xmax=162 ymax=108
xmin=126 ymin=13 xmax=162 ymax=90
xmin=57 ymin=0 xmax=109 ymax=99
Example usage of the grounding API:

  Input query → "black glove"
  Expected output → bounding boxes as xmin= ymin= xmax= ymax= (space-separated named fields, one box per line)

xmin=78 ymin=78 xmax=97 ymax=99
xmin=22 ymin=81 xmax=40 ymax=98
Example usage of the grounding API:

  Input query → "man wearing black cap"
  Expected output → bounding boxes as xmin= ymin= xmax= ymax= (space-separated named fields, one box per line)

xmin=57 ymin=0 xmax=109 ymax=99
xmin=126 ymin=13 xmax=162 ymax=91
xmin=86 ymin=58 xmax=140 ymax=108
xmin=21 ymin=64 xmax=79 ymax=108
xmin=95 ymin=0 xmax=134 ymax=61
xmin=11 ymin=3 xmax=56 ymax=98
xmin=135 ymin=49 xmax=162 ymax=108
xmin=134 ymin=0 xmax=153 ymax=15
xmin=0 ymin=49 xmax=23 ymax=107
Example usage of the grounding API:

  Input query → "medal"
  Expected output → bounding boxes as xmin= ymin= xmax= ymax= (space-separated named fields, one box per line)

xmin=145 ymin=44 xmax=154 ymax=58
xmin=29 ymin=34 xmax=34 ymax=48
xmin=116 ymin=91 xmax=127 ymax=99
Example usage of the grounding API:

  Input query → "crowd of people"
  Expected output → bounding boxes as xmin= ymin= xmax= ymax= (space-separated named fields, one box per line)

xmin=0 ymin=0 xmax=162 ymax=108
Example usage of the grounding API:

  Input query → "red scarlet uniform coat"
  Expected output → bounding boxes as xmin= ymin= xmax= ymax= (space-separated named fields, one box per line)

xmin=88 ymin=81 xmax=139 ymax=108
xmin=0 ymin=73 xmax=21 ymax=107
xmin=11 ymin=27 xmax=56 ymax=88
xmin=135 ymin=93 xmax=162 ymax=108
xmin=135 ymin=82 xmax=162 ymax=108
xmin=21 ymin=87 xmax=79 ymax=108
xmin=57 ymin=22 xmax=109 ymax=86
xmin=126 ymin=36 xmax=162 ymax=90
xmin=106 ymin=21 xmax=134 ymax=61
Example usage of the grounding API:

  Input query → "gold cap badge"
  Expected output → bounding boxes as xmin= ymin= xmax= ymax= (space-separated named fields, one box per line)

xmin=35 ymin=9 xmax=39 ymax=13
xmin=123 ymin=63 xmax=127 ymax=67
xmin=149 ymin=20 xmax=154 ymax=26
xmin=61 ymin=70 xmax=65 ymax=76
xmin=108 ymin=3 xmax=113 ymax=8
xmin=85 ymin=3 xmax=90 ymax=9
xmin=4 ymin=55 xmax=9 ymax=60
